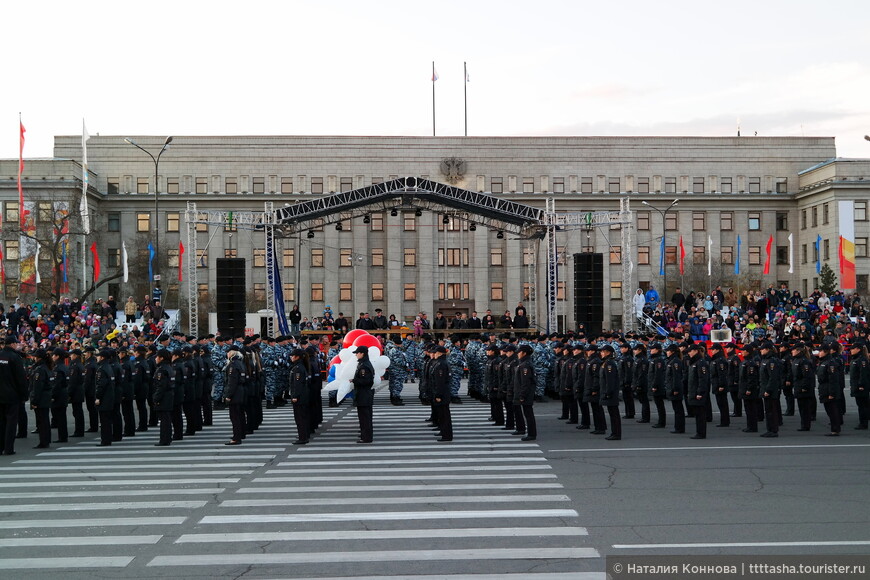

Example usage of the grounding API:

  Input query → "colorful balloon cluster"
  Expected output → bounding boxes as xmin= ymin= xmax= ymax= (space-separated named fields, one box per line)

xmin=323 ymin=330 xmax=391 ymax=401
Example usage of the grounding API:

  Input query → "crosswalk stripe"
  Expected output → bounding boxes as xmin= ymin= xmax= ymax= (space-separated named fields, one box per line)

xmin=275 ymin=574 xmax=604 ymax=580
xmin=264 ymin=465 xmax=551 ymax=473
xmin=15 ymin=455 xmax=277 ymax=463
xmin=0 ymin=536 xmax=162 ymax=547
xmin=175 ymin=527 xmax=588 ymax=543
xmin=280 ymin=457 xmax=548 ymax=466
xmin=221 ymin=495 xmax=570 ymax=508
xmin=0 ymin=557 xmax=135 ymax=569
xmin=0 ymin=517 xmax=187 ymax=529
xmin=200 ymin=509 xmax=578 ymax=524
xmin=45 ymin=448 xmax=284 ymax=454
xmin=0 ymin=489 xmax=224 ymax=500
xmin=0 ymin=471 xmax=251 ymax=479
xmin=0 ymin=501 xmax=207 ymax=513
xmin=237 ymin=483 xmax=563 ymax=493
xmin=296 ymin=443 xmax=535 ymax=451
xmin=252 ymin=474 xmax=556 ymax=482
xmin=280 ymin=450 xmax=543 ymax=458
xmin=0 ymin=479 xmax=239 ymax=488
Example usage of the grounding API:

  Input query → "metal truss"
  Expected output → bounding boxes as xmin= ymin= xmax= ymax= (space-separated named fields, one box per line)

xmin=185 ymin=202 xmax=200 ymax=336
xmin=263 ymin=201 xmax=276 ymax=338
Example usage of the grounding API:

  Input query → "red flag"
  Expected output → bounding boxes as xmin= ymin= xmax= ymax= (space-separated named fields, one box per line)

xmin=90 ymin=242 xmax=100 ymax=282
xmin=178 ymin=241 xmax=185 ymax=281
xmin=18 ymin=120 xmax=26 ymax=228
xmin=0 ymin=245 xmax=5 ymax=285
xmin=763 ymin=235 xmax=774 ymax=275
xmin=678 ymin=236 xmax=685 ymax=275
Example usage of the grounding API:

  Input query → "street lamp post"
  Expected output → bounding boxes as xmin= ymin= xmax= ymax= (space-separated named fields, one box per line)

xmin=125 ymin=136 xmax=173 ymax=298
xmin=642 ymin=199 xmax=679 ymax=300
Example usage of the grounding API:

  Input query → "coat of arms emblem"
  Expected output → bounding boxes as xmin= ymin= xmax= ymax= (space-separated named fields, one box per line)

xmin=440 ymin=157 xmax=467 ymax=184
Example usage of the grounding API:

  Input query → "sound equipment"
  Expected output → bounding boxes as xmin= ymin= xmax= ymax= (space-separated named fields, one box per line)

xmin=574 ymin=253 xmax=604 ymax=336
xmin=216 ymin=258 xmax=246 ymax=337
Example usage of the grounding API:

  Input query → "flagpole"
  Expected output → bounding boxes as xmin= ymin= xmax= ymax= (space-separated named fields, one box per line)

xmin=463 ymin=61 xmax=467 ymax=137
xmin=432 ymin=61 xmax=436 ymax=136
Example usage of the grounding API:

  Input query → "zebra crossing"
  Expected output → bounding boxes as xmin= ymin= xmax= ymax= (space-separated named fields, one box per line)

xmin=0 ymin=387 xmax=604 ymax=579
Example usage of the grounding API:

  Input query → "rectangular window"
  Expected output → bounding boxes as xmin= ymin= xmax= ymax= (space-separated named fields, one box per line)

xmin=610 ymin=248 xmax=621 ymax=264
xmin=801 ymin=209 xmax=807 ymax=229
xmin=665 ymin=246 xmax=677 ymax=265
xmin=198 ymin=283 xmax=209 ymax=301
xmin=522 ymin=283 xmax=535 ymax=301
xmin=225 ymin=177 xmax=238 ymax=194
xmin=283 ymin=283 xmax=296 ymax=302
xmin=371 ymin=283 xmax=384 ymax=302
xmin=167 ymin=248 xmax=180 ymax=268
xmin=437 ymin=214 xmax=467 ymax=232
xmin=311 ymin=248 xmax=324 ymax=267
xmin=801 ymin=244 xmax=807 ymax=264
xmin=370 ymin=212 xmax=384 ymax=231
xmin=720 ymin=177 xmax=733 ymax=193
xmin=252 ymin=177 xmax=265 ymax=194
xmin=581 ymin=177 xmax=593 ymax=194
xmin=107 ymin=177 xmax=120 ymax=195
xmin=692 ymin=212 xmax=705 ymax=230
xmin=523 ymin=248 xmax=534 ymax=266
xmin=748 ymin=177 xmax=761 ymax=193
xmin=438 ymin=248 xmax=469 ymax=267
xmin=166 ymin=212 xmax=180 ymax=232
xmin=340 ymin=177 xmax=353 ymax=192
xmin=224 ymin=215 xmax=237 ymax=232
xmin=749 ymin=246 xmax=761 ymax=265
xmin=196 ymin=249 xmax=208 ymax=268
xmin=280 ymin=177 xmax=293 ymax=194
xmin=637 ymin=246 xmax=650 ymax=265
xmin=107 ymin=212 xmax=120 ymax=232
xmin=720 ymin=212 xmax=733 ymax=231
xmin=404 ymin=248 xmax=417 ymax=266
xmin=195 ymin=177 xmax=208 ymax=194
xmin=108 ymin=248 xmax=121 ymax=268
xmin=823 ymin=239 xmax=830 ymax=261
xmin=490 ymin=248 xmax=503 ymax=266
xmin=692 ymin=177 xmax=704 ymax=193
xmin=339 ymin=283 xmax=352 ymax=302
xmin=637 ymin=177 xmax=650 ymax=194
xmin=557 ymin=281 xmax=566 ymax=301
xmin=776 ymin=212 xmax=788 ymax=230
xmin=637 ymin=211 xmax=650 ymax=231
xmin=371 ymin=248 xmax=384 ymax=267
xmin=552 ymin=177 xmax=565 ymax=193
xmin=438 ymin=283 xmax=468 ymax=300
xmin=5 ymin=240 xmax=19 ymax=260
xmin=404 ymin=283 xmax=416 ymax=301
xmin=812 ymin=207 xmax=818 ymax=227
xmin=748 ymin=212 xmax=761 ymax=230
xmin=610 ymin=281 xmax=622 ymax=300
xmin=522 ymin=177 xmax=534 ymax=193
xmin=253 ymin=248 xmax=266 ymax=267
xmin=311 ymin=177 xmax=324 ymax=194
xmin=340 ymin=248 xmax=352 ymax=267
xmin=371 ymin=177 xmax=383 ymax=185
xmin=557 ymin=246 xmax=567 ymax=265
xmin=856 ymin=237 xmax=868 ymax=258
xmin=283 ymin=248 xmax=295 ymax=268
xmin=38 ymin=202 xmax=52 ymax=222
xmin=665 ymin=213 xmax=678 ymax=231
xmin=775 ymin=178 xmax=788 ymax=193
xmin=311 ymin=283 xmax=324 ymax=302
xmin=490 ymin=177 xmax=503 ymax=194
xmin=137 ymin=177 xmax=149 ymax=194
xmin=224 ymin=249 xmax=238 ymax=258
xmin=137 ymin=213 xmax=151 ymax=232
xmin=721 ymin=246 xmax=733 ymax=265
xmin=856 ymin=201 xmax=868 ymax=221
xmin=812 ymin=242 xmax=819 ymax=263
xmin=403 ymin=214 xmax=416 ymax=231
xmin=490 ymin=283 xmax=504 ymax=301
xmin=167 ymin=178 xmax=180 ymax=194
xmin=664 ymin=177 xmax=676 ymax=193
xmin=693 ymin=246 xmax=705 ymax=265
xmin=823 ymin=203 xmax=829 ymax=225
xmin=776 ymin=246 xmax=788 ymax=265
xmin=312 ymin=217 xmax=324 ymax=232
xmin=196 ymin=221 xmax=208 ymax=233
xmin=337 ymin=217 xmax=351 ymax=232
xmin=608 ymin=177 xmax=620 ymax=193
xmin=253 ymin=283 xmax=266 ymax=301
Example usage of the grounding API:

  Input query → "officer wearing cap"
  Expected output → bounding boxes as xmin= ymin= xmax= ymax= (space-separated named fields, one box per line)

xmin=352 ymin=345 xmax=376 ymax=443
xmin=617 ymin=342 xmax=635 ymax=420
xmin=66 ymin=348 xmax=86 ymax=438
xmin=0 ymin=336 xmax=27 ymax=455
xmin=583 ymin=344 xmax=606 ymax=435
xmin=223 ymin=345 xmax=247 ymax=445
xmin=848 ymin=342 xmax=870 ymax=430
xmin=739 ymin=344 xmax=762 ymax=433
xmin=500 ymin=344 xmax=520 ymax=433
xmin=631 ymin=343 xmax=651 ymax=424
xmin=484 ymin=343 xmax=504 ymax=426
xmin=152 ymin=349 xmax=174 ymax=446
xmin=83 ymin=346 xmax=99 ymax=433
xmin=790 ymin=342 xmax=815 ymax=431
xmin=599 ymin=345 xmax=621 ymax=440
xmin=29 ymin=349 xmax=54 ymax=449
xmin=686 ymin=343 xmax=710 ymax=439
xmin=708 ymin=343 xmax=730 ymax=427
xmin=664 ymin=343 xmax=686 ymax=434
xmin=572 ymin=344 xmax=590 ymax=430
xmin=117 ymin=348 xmax=136 ymax=438
xmin=513 ymin=344 xmax=537 ymax=441
xmin=648 ymin=342 xmax=668 ymax=428
xmin=289 ymin=348 xmax=311 ymax=444
xmin=758 ymin=341 xmax=782 ymax=437
xmin=723 ymin=343 xmax=743 ymax=418
xmin=430 ymin=345 xmax=453 ymax=441
xmin=93 ymin=348 xmax=116 ymax=446
xmin=50 ymin=348 xmax=70 ymax=443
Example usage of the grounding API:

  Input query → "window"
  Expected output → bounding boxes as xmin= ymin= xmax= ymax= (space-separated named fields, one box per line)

xmin=311 ymin=177 xmax=324 ymax=194
xmin=224 ymin=249 xmax=238 ymax=258
xmin=823 ymin=239 xmax=830 ymax=261
xmin=4 ymin=202 xmax=19 ymax=225
xmin=253 ymin=283 xmax=268 ymax=301
xmin=107 ymin=212 xmax=120 ymax=232
xmin=196 ymin=249 xmax=208 ymax=268
xmin=858 ymin=275 xmax=869 ymax=294
xmin=225 ymin=178 xmax=238 ymax=194
xmin=371 ymin=248 xmax=384 ymax=266
xmin=749 ymin=246 xmax=761 ymax=265
xmin=403 ymin=214 xmax=416 ymax=231
xmin=801 ymin=244 xmax=807 ymax=264
xmin=557 ymin=281 xmax=566 ymax=301
xmin=283 ymin=248 xmax=295 ymax=268
xmin=371 ymin=283 xmax=384 ymax=301
xmin=608 ymin=177 xmax=620 ymax=193
xmin=340 ymin=177 xmax=353 ymax=192
xmin=370 ymin=213 xmax=384 ymax=231
xmin=811 ymin=207 xmax=818 ymax=227
xmin=283 ymin=283 xmax=296 ymax=302
xmin=582 ymin=245 xmax=595 ymax=253
xmin=523 ymin=248 xmax=535 ymax=266
xmin=665 ymin=246 xmax=677 ymax=264
xmin=137 ymin=177 xmax=149 ymax=194
xmin=748 ymin=177 xmax=761 ymax=193
xmin=339 ymin=283 xmax=352 ymax=302
xmin=252 ymin=177 xmax=265 ymax=194
xmin=664 ymin=177 xmax=676 ymax=193
xmin=610 ymin=281 xmax=622 ymax=300
xmin=638 ymin=246 xmax=650 ymax=265
xmin=748 ymin=212 xmax=761 ymax=230
xmin=107 ymin=178 xmax=120 ymax=195
xmin=856 ymin=201 xmax=868 ymax=221
xmin=166 ymin=212 xmax=180 ymax=232
xmin=776 ymin=212 xmax=788 ymax=230
xmin=340 ymin=248 xmax=352 ymax=267
xmin=610 ymin=248 xmax=621 ymax=264
xmin=665 ymin=213 xmax=678 ymax=231
xmin=5 ymin=240 xmax=19 ymax=260
xmin=522 ymin=177 xmax=534 ymax=193
xmin=404 ymin=248 xmax=416 ymax=266
xmin=198 ymin=283 xmax=209 ymax=301
xmin=856 ymin=238 xmax=868 ymax=258
xmin=404 ymin=283 xmax=416 ymax=301
xmin=776 ymin=246 xmax=788 ymax=265
xmin=637 ymin=177 xmax=650 ymax=194
xmin=311 ymin=248 xmax=324 ymax=267
xmin=637 ymin=211 xmax=650 ymax=231
xmin=801 ymin=209 xmax=807 ymax=230
xmin=224 ymin=215 xmax=237 ymax=232
xmin=371 ymin=177 xmax=383 ymax=185
xmin=38 ymin=202 xmax=52 ymax=222
xmin=557 ymin=246 xmax=567 ymax=265
xmin=692 ymin=212 xmax=706 ymax=230
xmin=552 ymin=177 xmax=565 ymax=193
xmin=812 ymin=242 xmax=819 ymax=263
xmin=490 ymin=283 xmax=504 ymax=301
xmin=823 ymin=203 xmax=829 ymax=225
xmin=167 ymin=178 xmax=180 ymax=194
xmin=137 ymin=213 xmax=151 ymax=232
xmin=168 ymin=248 xmax=180 ymax=268
xmin=196 ymin=221 xmax=208 ymax=233
xmin=720 ymin=212 xmax=733 ymax=231
xmin=253 ymin=248 xmax=266 ymax=267
xmin=195 ymin=177 xmax=208 ymax=194
xmin=438 ymin=214 xmax=467 ymax=231
xmin=490 ymin=248 xmax=504 ymax=266
xmin=438 ymin=248 xmax=469 ymax=267
xmin=281 ymin=177 xmax=293 ymax=194
xmin=720 ymin=177 xmax=732 ymax=194
xmin=108 ymin=248 xmax=121 ymax=268
xmin=693 ymin=246 xmax=705 ymax=265
xmin=775 ymin=178 xmax=788 ymax=193
xmin=490 ymin=177 xmax=503 ymax=193
xmin=311 ymin=283 xmax=324 ymax=301
xmin=438 ymin=283 xmax=469 ymax=300
xmin=522 ymin=283 xmax=535 ymax=301
xmin=337 ymin=217 xmax=352 ymax=232
xmin=581 ymin=177 xmax=593 ymax=194
xmin=692 ymin=177 xmax=704 ymax=194
xmin=721 ymin=246 xmax=733 ymax=265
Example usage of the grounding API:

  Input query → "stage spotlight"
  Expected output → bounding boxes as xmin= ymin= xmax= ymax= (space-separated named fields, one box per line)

xmin=469 ymin=223 xmax=477 ymax=231
xmin=496 ymin=231 xmax=504 ymax=239
xmin=363 ymin=215 xmax=371 ymax=224
xmin=307 ymin=231 xmax=315 ymax=239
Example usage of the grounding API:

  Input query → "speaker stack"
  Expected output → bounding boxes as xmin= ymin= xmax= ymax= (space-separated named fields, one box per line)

xmin=216 ymin=258 xmax=246 ymax=338
xmin=574 ymin=253 xmax=604 ymax=336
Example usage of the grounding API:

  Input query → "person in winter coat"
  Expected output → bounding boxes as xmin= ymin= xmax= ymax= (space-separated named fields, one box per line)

xmin=351 ymin=345 xmax=376 ymax=443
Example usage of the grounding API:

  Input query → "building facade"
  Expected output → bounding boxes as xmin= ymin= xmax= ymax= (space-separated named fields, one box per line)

xmin=1 ymin=135 xmax=868 ymax=331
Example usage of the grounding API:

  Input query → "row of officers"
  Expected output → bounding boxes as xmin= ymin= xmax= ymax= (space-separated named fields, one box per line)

xmin=539 ymin=339 xmax=868 ymax=440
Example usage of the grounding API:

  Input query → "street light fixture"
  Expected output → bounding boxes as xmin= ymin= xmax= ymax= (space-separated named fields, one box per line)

xmin=864 ymin=135 xmax=870 ymax=142
xmin=125 ymin=136 xmax=173 ymax=298
xmin=641 ymin=199 xmax=679 ymax=298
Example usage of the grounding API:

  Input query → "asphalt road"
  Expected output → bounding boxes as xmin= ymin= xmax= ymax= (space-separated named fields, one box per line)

xmin=0 ymin=382 xmax=867 ymax=579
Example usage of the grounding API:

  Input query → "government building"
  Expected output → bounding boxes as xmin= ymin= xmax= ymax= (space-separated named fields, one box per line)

xmin=1 ymin=135 xmax=868 ymax=332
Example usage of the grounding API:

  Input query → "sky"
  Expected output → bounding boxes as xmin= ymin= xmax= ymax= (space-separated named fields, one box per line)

xmin=3 ymin=0 xmax=870 ymax=159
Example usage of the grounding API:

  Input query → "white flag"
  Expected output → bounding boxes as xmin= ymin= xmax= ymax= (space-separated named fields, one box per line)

xmin=122 ymin=241 xmax=129 ymax=283
xmin=788 ymin=233 xmax=794 ymax=274
xmin=81 ymin=119 xmax=91 ymax=235
xmin=35 ymin=242 xmax=41 ymax=284
xmin=707 ymin=235 xmax=713 ymax=276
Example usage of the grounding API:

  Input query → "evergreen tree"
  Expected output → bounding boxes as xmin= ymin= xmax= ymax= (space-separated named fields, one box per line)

xmin=819 ymin=263 xmax=838 ymax=295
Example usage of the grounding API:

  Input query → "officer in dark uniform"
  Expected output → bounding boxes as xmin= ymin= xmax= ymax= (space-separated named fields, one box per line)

xmin=584 ymin=344 xmax=606 ymax=434
xmin=648 ymin=343 xmax=668 ymax=428
xmin=430 ymin=345 xmax=453 ymax=442
xmin=152 ymin=349 xmax=174 ymax=446
xmin=484 ymin=345 xmax=504 ymax=426
xmin=29 ymin=349 xmax=54 ymax=449
xmin=351 ymin=345 xmax=376 ymax=443
xmin=790 ymin=342 xmax=815 ymax=431
xmin=848 ymin=342 xmax=869 ymax=430
xmin=500 ymin=345 xmax=519 ymax=432
xmin=108 ymin=349 xmax=123 ymax=442
xmin=631 ymin=343 xmax=650 ymax=423
xmin=171 ymin=350 xmax=187 ymax=441
xmin=686 ymin=343 xmax=710 ymax=439
xmin=182 ymin=346 xmax=199 ymax=436
xmin=223 ymin=346 xmax=246 ymax=445
xmin=664 ymin=343 xmax=685 ymax=434
xmin=572 ymin=345 xmax=590 ymax=430
xmin=561 ymin=344 xmax=581 ymax=425
xmin=779 ymin=343 xmax=796 ymax=417
xmin=132 ymin=345 xmax=150 ymax=431
xmin=618 ymin=342 xmax=635 ymax=419
xmin=709 ymin=343 xmax=730 ymax=427
xmin=117 ymin=348 xmax=136 ymax=437
xmin=599 ymin=345 xmax=621 ymax=440
xmin=50 ymin=348 xmax=69 ymax=443
xmin=739 ymin=344 xmax=762 ymax=433
xmin=759 ymin=341 xmax=782 ymax=437
xmin=724 ymin=343 xmax=743 ymax=417
xmin=83 ymin=346 xmax=99 ymax=432
xmin=289 ymin=348 xmax=311 ymax=445
xmin=514 ymin=344 xmax=537 ymax=441
xmin=67 ymin=348 xmax=86 ymax=438
xmin=93 ymin=348 xmax=115 ymax=446
xmin=0 ymin=336 xmax=27 ymax=455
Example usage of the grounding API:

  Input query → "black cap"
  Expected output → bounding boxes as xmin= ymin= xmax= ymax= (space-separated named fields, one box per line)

xmin=3 ymin=336 xmax=17 ymax=345
xmin=156 ymin=349 xmax=171 ymax=360
xmin=353 ymin=345 xmax=369 ymax=354
xmin=98 ymin=348 xmax=113 ymax=358
xmin=665 ymin=344 xmax=680 ymax=352
xmin=600 ymin=345 xmax=615 ymax=354
xmin=585 ymin=344 xmax=598 ymax=352
xmin=723 ymin=342 xmax=736 ymax=349
xmin=434 ymin=345 xmax=448 ymax=354
xmin=518 ymin=345 xmax=533 ymax=355
xmin=649 ymin=342 xmax=661 ymax=350
xmin=70 ymin=348 xmax=82 ymax=356
xmin=708 ymin=343 xmax=722 ymax=351
xmin=182 ymin=346 xmax=193 ymax=354
xmin=687 ymin=343 xmax=701 ymax=352
xmin=291 ymin=348 xmax=307 ymax=358
xmin=227 ymin=345 xmax=240 ymax=353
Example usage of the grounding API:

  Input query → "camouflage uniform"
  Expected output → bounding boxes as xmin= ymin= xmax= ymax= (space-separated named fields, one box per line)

xmin=533 ymin=340 xmax=552 ymax=398
xmin=210 ymin=341 xmax=229 ymax=403
xmin=465 ymin=338 xmax=485 ymax=399
xmin=385 ymin=342 xmax=409 ymax=402
xmin=444 ymin=339 xmax=466 ymax=398
xmin=260 ymin=342 xmax=279 ymax=405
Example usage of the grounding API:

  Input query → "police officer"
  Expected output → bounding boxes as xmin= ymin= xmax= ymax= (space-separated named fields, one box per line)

xmin=709 ymin=343 xmax=730 ymax=427
xmin=560 ymin=344 xmax=581 ymax=425
xmin=289 ymin=348 xmax=311 ymax=445
xmin=514 ymin=344 xmax=537 ymax=441
xmin=223 ymin=345 xmax=246 ymax=445
xmin=67 ymin=348 xmax=86 ymax=438
xmin=724 ymin=343 xmax=743 ymax=417
xmin=848 ymin=343 xmax=869 ymax=430
xmin=0 ymin=336 xmax=27 ymax=455
xmin=484 ymin=344 xmax=504 ymax=426
xmin=385 ymin=337 xmax=408 ymax=406
xmin=599 ymin=345 xmax=621 ymax=440
xmin=132 ymin=345 xmax=150 ymax=431
xmin=686 ymin=343 xmax=710 ymax=439
xmin=759 ymin=341 xmax=782 ymax=438
xmin=631 ymin=343 xmax=651 ymax=424
xmin=790 ymin=342 xmax=815 ymax=432
xmin=618 ymin=342 xmax=635 ymax=419
xmin=584 ymin=344 xmax=606 ymax=435
xmin=93 ymin=348 xmax=115 ymax=446
xmin=500 ymin=345 xmax=518 ymax=432
xmin=83 ymin=346 xmax=99 ymax=433
xmin=351 ymin=345 xmax=375 ymax=443
xmin=29 ymin=349 xmax=54 ymax=449
xmin=572 ymin=345 xmax=590 ymax=430
xmin=117 ymin=348 xmax=136 ymax=437
xmin=430 ymin=345 xmax=453 ymax=441
xmin=50 ymin=348 xmax=70 ymax=443
xmin=816 ymin=343 xmax=843 ymax=436
xmin=739 ymin=344 xmax=762 ymax=433
xmin=152 ymin=349 xmax=174 ymax=446
xmin=171 ymin=350 xmax=187 ymax=441
xmin=648 ymin=343 xmax=668 ymax=429
xmin=664 ymin=344 xmax=685 ymax=434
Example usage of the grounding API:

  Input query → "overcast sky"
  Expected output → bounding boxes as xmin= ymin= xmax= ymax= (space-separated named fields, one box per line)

xmin=3 ymin=0 xmax=869 ymax=160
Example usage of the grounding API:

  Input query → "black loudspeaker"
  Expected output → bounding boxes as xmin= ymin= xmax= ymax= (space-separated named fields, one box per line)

xmin=574 ymin=253 xmax=604 ymax=336
xmin=216 ymin=258 xmax=246 ymax=337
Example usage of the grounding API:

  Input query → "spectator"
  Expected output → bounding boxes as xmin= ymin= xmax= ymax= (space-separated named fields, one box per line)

xmin=645 ymin=285 xmax=660 ymax=308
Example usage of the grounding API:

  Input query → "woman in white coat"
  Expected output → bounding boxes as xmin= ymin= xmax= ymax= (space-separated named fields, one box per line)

xmin=633 ymin=289 xmax=646 ymax=317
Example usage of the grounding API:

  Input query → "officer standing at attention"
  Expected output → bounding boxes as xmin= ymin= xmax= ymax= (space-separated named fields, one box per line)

xmin=430 ymin=345 xmax=453 ymax=442
xmin=759 ymin=341 xmax=782 ymax=438
xmin=514 ymin=344 xmax=537 ymax=441
xmin=0 ymin=336 xmax=27 ymax=456
xmin=93 ymin=349 xmax=116 ymax=447
xmin=724 ymin=343 xmax=743 ymax=418
xmin=598 ymin=345 xmax=622 ymax=440
xmin=848 ymin=342 xmax=869 ymax=430
xmin=816 ymin=344 xmax=843 ymax=436
xmin=289 ymin=349 xmax=311 ymax=445
xmin=66 ymin=348 xmax=86 ymax=438
xmin=351 ymin=345 xmax=375 ymax=443
xmin=152 ymin=349 xmax=174 ymax=446
xmin=618 ymin=342 xmax=635 ymax=420
xmin=664 ymin=344 xmax=686 ymax=434
xmin=223 ymin=346 xmax=247 ymax=445
xmin=631 ymin=343 xmax=650 ymax=424
xmin=485 ymin=344 xmax=504 ymax=426
xmin=29 ymin=349 xmax=54 ymax=449
xmin=790 ymin=342 xmax=816 ymax=432
xmin=583 ymin=344 xmax=606 ymax=435
xmin=385 ymin=337 xmax=408 ymax=406
xmin=648 ymin=343 xmax=668 ymax=429
xmin=686 ymin=343 xmax=710 ymax=439
xmin=50 ymin=348 xmax=69 ymax=443
xmin=708 ymin=343 xmax=730 ymax=427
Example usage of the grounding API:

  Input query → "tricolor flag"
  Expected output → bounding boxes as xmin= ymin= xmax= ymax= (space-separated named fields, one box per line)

xmin=838 ymin=201 xmax=856 ymax=289
xmin=678 ymin=236 xmax=685 ymax=275
xmin=432 ymin=66 xmax=439 ymax=82
xmin=18 ymin=119 xmax=26 ymax=228
xmin=763 ymin=235 xmax=774 ymax=275
xmin=122 ymin=241 xmax=129 ymax=283
xmin=81 ymin=120 xmax=91 ymax=235
xmin=658 ymin=236 xmax=666 ymax=276
xmin=90 ymin=242 xmax=100 ymax=282
xmin=788 ymin=233 xmax=794 ymax=274
xmin=178 ymin=241 xmax=185 ymax=281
